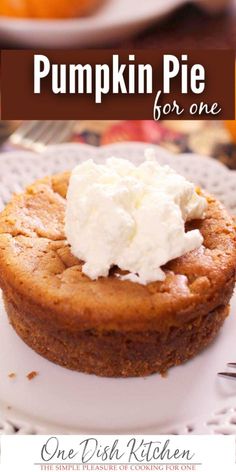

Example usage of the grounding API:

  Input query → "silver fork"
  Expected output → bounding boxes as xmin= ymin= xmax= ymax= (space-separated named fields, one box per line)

xmin=8 ymin=121 xmax=76 ymax=152
xmin=218 ymin=364 xmax=236 ymax=380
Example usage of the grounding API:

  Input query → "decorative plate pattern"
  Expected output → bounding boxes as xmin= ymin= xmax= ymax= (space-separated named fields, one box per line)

xmin=0 ymin=142 xmax=236 ymax=213
xmin=0 ymin=142 xmax=236 ymax=435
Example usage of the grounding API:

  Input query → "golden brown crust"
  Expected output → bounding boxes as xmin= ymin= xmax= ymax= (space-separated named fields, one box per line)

xmin=3 ymin=295 xmax=230 ymax=377
xmin=0 ymin=172 xmax=235 ymax=376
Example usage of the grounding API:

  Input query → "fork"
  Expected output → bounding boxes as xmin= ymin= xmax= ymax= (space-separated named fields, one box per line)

xmin=8 ymin=120 xmax=76 ymax=152
xmin=218 ymin=363 xmax=236 ymax=380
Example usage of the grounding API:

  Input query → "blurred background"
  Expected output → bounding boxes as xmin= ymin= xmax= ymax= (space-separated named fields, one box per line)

xmin=0 ymin=1 xmax=236 ymax=169
xmin=0 ymin=0 xmax=235 ymax=48
xmin=1 ymin=120 xmax=236 ymax=170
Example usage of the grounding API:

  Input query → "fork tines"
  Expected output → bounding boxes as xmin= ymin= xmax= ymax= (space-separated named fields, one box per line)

xmin=218 ymin=363 xmax=236 ymax=380
xmin=9 ymin=120 xmax=76 ymax=152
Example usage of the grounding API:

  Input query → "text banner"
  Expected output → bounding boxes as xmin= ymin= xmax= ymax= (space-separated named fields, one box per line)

xmin=0 ymin=435 xmax=235 ymax=472
xmin=0 ymin=50 xmax=235 ymax=120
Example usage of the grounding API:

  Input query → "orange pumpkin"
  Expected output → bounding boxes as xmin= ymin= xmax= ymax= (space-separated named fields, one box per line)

xmin=225 ymin=120 xmax=236 ymax=143
xmin=0 ymin=0 xmax=99 ymax=18
xmin=224 ymin=63 xmax=236 ymax=143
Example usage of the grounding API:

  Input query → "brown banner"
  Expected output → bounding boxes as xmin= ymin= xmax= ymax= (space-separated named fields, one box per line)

xmin=0 ymin=50 xmax=235 ymax=120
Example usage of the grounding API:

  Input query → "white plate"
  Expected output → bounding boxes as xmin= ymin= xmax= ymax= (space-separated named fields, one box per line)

xmin=0 ymin=142 xmax=236 ymax=435
xmin=0 ymin=0 xmax=229 ymax=47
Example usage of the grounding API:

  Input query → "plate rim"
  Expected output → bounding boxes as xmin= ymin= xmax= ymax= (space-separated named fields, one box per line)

xmin=0 ymin=0 xmax=187 ymax=46
xmin=0 ymin=0 xmax=186 ymax=30
xmin=1 ymin=140 xmax=235 ymax=176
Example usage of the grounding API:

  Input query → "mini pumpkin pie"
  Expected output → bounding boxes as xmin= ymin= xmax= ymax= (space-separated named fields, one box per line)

xmin=0 ymin=172 xmax=235 ymax=377
xmin=0 ymin=0 xmax=100 ymax=19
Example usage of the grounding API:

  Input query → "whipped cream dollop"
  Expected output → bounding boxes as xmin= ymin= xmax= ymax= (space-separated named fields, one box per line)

xmin=65 ymin=154 xmax=207 ymax=285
